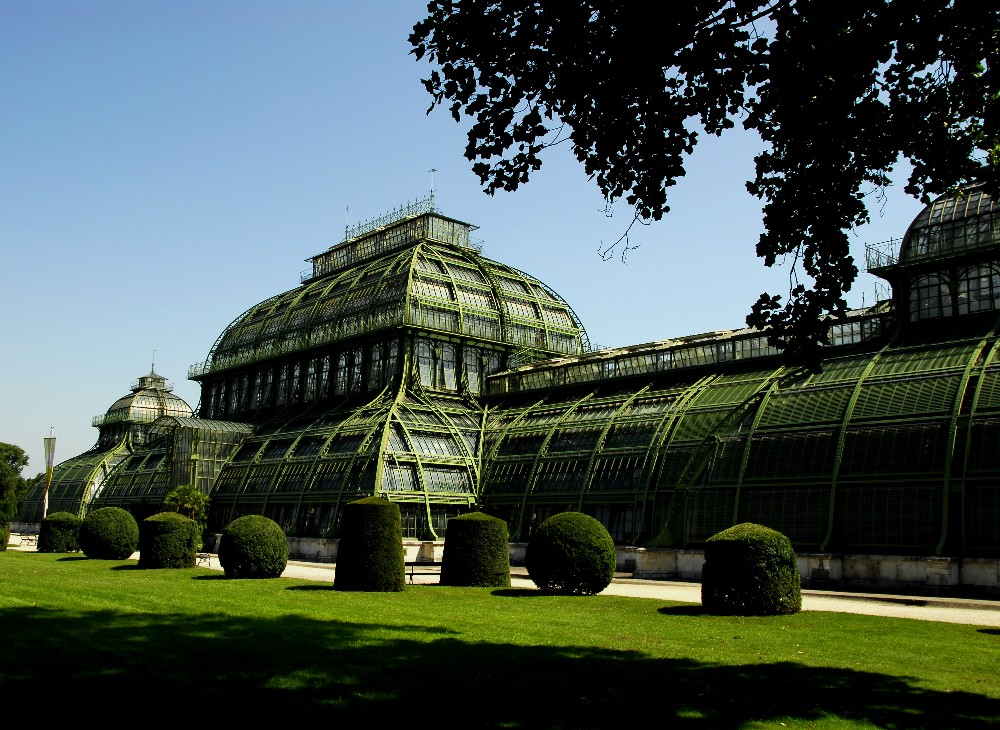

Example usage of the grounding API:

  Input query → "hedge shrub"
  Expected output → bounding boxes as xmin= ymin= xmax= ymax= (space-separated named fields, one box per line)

xmin=525 ymin=512 xmax=616 ymax=595
xmin=334 ymin=497 xmax=405 ymax=592
xmin=138 ymin=512 xmax=199 ymax=569
xmin=701 ymin=522 xmax=802 ymax=616
xmin=38 ymin=511 xmax=82 ymax=553
xmin=80 ymin=507 xmax=140 ymax=560
xmin=0 ymin=511 xmax=9 ymax=551
xmin=218 ymin=515 xmax=288 ymax=578
xmin=440 ymin=512 xmax=511 ymax=587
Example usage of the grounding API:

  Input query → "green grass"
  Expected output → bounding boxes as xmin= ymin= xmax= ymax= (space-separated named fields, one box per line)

xmin=2 ymin=551 xmax=998 ymax=728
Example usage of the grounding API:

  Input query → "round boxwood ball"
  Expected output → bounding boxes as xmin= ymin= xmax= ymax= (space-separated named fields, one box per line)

xmin=218 ymin=515 xmax=288 ymax=579
xmin=525 ymin=512 xmax=616 ymax=595
xmin=38 ymin=511 xmax=82 ymax=553
xmin=701 ymin=522 xmax=802 ymax=616
xmin=80 ymin=507 xmax=139 ymax=560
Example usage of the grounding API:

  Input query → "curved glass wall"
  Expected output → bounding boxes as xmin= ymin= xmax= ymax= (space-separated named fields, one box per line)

xmin=204 ymin=386 xmax=483 ymax=540
xmin=17 ymin=370 xmax=193 ymax=522
xmin=92 ymin=417 xmax=253 ymax=518
xmin=480 ymin=306 xmax=1000 ymax=555
xmin=46 ymin=191 xmax=1000 ymax=557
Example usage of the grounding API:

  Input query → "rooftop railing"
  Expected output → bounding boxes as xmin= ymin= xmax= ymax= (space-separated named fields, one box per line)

xmin=866 ymin=213 xmax=1000 ymax=272
xmin=303 ymin=202 xmax=481 ymax=283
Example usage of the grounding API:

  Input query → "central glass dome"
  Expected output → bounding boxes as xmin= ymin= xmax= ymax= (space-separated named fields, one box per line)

xmin=197 ymin=209 xmax=588 ymax=378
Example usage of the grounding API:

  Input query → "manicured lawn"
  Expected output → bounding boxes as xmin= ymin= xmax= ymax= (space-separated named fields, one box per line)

xmin=2 ymin=550 xmax=997 ymax=728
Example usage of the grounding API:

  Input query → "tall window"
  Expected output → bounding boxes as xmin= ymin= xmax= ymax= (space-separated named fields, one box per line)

xmin=304 ymin=359 xmax=317 ymax=401
xmin=417 ymin=339 xmax=435 ymax=387
xmin=368 ymin=342 xmax=384 ymax=390
xmin=441 ymin=342 xmax=457 ymax=390
xmin=260 ymin=369 xmax=274 ymax=409
xmin=249 ymin=372 xmax=262 ymax=411
xmin=319 ymin=355 xmax=331 ymax=399
xmin=290 ymin=363 xmax=302 ymax=403
xmin=276 ymin=365 xmax=290 ymax=405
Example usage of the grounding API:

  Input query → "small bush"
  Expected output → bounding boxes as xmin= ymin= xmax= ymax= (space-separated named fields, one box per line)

xmin=0 ymin=512 xmax=9 ymax=551
xmin=334 ymin=497 xmax=405 ymax=592
xmin=701 ymin=522 xmax=802 ymax=616
xmin=440 ymin=512 xmax=511 ymax=587
xmin=525 ymin=512 xmax=616 ymax=595
xmin=138 ymin=512 xmax=199 ymax=569
xmin=218 ymin=515 xmax=288 ymax=578
xmin=79 ymin=507 xmax=139 ymax=560
xmin=38 ymin=511 xmax=82 ymax=553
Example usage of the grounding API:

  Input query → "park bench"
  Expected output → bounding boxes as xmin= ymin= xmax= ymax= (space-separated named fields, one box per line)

xmin=404 ymin=559 xmax=442 ymax=584
xmin=196 ymin=553 xmax=213 ymax=567
xmin=19 ymin=533 xmax=38 ymax=547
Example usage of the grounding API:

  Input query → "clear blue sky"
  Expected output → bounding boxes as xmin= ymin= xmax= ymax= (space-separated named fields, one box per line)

xmin=1 ymin=0 xmax=926 ymax=476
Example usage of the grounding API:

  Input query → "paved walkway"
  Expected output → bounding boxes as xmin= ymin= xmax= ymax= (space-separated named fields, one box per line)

xmin=273 ymin=559 xmax=1000 ymax=627
xmin=9 ymin=536 xmax=999 ymax=626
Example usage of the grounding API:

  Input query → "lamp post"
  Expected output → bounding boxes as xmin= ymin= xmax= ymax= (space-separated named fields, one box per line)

xmin=42 ymin=428 xmax=55 ymax=519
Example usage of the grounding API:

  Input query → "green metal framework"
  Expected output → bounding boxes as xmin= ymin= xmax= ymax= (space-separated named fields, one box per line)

xmin=76 ymin=184 xmax=1000 ymax=555
xmin=17 ymin=370 xmax=192 ymax=521
xmin=94 ymin=417 xmax=253 ymax=519
xmin=91 ymin=200 xmax=587 ymax=539
xmin=475 ymin=182 xmax=1000 ymax=556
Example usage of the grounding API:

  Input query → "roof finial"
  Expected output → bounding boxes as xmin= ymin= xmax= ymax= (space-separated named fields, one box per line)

xmin=429 ymin=168 xmax=438 ymax=210
xmin=151 ymin=348 xmax=157 ymax=375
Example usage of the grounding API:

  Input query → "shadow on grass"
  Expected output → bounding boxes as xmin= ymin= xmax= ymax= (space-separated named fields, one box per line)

xmin=980 ymin=628 xmax=1000 ymax=636
xmin=2 ymin=605 xmax=997 ymax=728
xmin=657 ymin=605 xmax=706 ymax=617
xmin=492 ymin=588 xmax=546 ymax=598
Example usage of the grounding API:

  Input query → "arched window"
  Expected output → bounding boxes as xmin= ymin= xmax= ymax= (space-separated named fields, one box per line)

xmin=909 ymin=273 xmax=952 ymax=321
xmin=957 ymin=264 xmax=1000 ymax=315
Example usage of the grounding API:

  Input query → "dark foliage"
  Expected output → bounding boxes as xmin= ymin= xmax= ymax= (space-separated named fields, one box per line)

xmin=38 ymin=511 xmax=82 ymax=553
xmin=138 ymin=512 xmax=199 ymax=569
xmin=411 ymin=1 xmax=999 ymax=366
xmin=440 ymin=511 xmax=511 ymax=587
xmin=0 ymin=510 xmax=8 ymax=550
xmin=79 ymin=507 xmax=139 ymax=560
xmin=218 ymin=515 xmax=288 ymax=579
xmin=701 ymin=522 xmax=802 ymax=616
xmin=525 ymin=511 xmax=616 ymax=595
xmin=333 ymin=497 xmax=405 ymax=592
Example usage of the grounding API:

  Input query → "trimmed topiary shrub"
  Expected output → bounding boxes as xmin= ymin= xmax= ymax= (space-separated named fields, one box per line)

xmin=38 ymin=511 xmax=82 ymax=553
xmin=0 ymin=511 xmax=9 ymax=551
xmin=334 ymin=497 xmax=405 ymax=592
xmin=80 ymin=507 xmax=140 ymax=560
xmin=138 ymin=512 xmax=199 ymax=569
xmin=440 ymin=511 xmax=511 ymax=587
xmin=701 ymin=522 xmax=802 ymax=616
xmin=218 ymin=515 xmax=288 ymax=578
xmin=525 ymin=512 xmax=616 ymax=595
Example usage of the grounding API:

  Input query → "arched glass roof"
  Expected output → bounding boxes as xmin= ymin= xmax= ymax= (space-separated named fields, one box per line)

xmin=192 ymin=212 xmax=589 ymax=378
xmin=898 ymin=181 xmax=998 ymax=265
xmin=93 ymin=370 xmax=193 ymax=427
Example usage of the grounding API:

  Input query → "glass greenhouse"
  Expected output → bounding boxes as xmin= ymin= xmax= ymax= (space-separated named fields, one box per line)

xmin=25 ymin=184 xmax=1000 ymax=557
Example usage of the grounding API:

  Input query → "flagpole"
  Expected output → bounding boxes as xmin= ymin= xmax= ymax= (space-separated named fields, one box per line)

xmin=42 ymin=428 xmax=55 ymax=519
